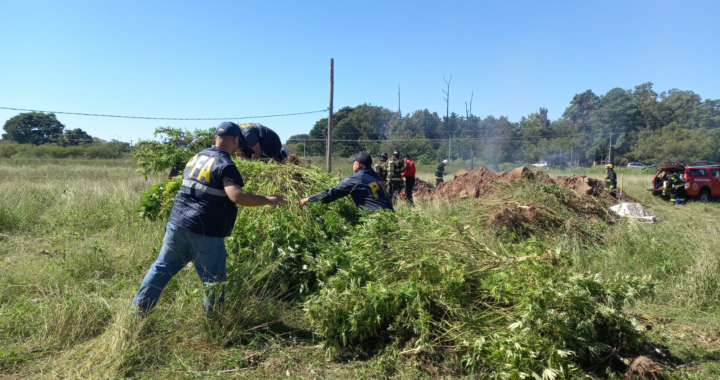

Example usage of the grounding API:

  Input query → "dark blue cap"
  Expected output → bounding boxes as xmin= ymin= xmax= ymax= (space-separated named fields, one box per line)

xmin=216 ymin=122 xmax=241 ymax=136
xmin=349 ymin=152 xmax=372 ymax=167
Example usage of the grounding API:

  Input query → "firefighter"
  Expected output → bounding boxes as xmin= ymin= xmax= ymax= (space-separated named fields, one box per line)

xmin=605 ymin=164 xmax=617 ymax=195
xmin=387 ymin=151 xmax=405 ymax=200
xmin=435 ymin=159 xmax=449 ymax=186
xmin=659 ymin=172 xmax=670 ymax=199
xmin=374 ymin=152 xmax=389 ymax=189
xmin=667 ymin=173 xmax=687 ymax=205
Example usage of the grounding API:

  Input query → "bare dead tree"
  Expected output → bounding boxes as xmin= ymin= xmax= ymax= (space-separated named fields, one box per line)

xmin=465 ymin=91 xmax=474 ymax=118
xmin=442 ymin=75 xmax=452 ymax=120
xmin=398 ymin=84 xmax=401 ymax=118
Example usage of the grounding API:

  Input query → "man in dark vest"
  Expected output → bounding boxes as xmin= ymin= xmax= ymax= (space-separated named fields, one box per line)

xmin=236 ymin=123 xmax=288 ymax=162
xmin=132 ymin=122 xmax=286 ymax=315
xmin=299 ymin=152 xmax=393 ymax=212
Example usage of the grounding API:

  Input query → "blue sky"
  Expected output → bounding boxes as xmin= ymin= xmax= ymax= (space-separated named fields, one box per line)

xmin=1 ymin=0 xmax=718 ymax=143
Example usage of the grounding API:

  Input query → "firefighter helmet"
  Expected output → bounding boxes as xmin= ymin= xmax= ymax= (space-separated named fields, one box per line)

xmin=605 ymin=164 xmax=613 ymax=169
xmin=380 ymin=152 xmax=388 ymax=159
xmin=392 ymin=150 xmax=400 ymax=156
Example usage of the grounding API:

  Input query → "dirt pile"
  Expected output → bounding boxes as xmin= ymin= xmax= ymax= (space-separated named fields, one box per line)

xmin=555 ymin=175 xmax=640 ymax=204
xmin=432 ymin=167 xmax=497 ymax=200
xmin=415 ymin=166 xmax=638 ymax=206
xmin=495 ymin=166 xmax=554 ymax=183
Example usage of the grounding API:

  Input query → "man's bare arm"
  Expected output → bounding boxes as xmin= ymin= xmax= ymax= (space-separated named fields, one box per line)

xmin=250 ymin=143 xmax=262 ymax=160
xmin=225 ymin=185 xmax=285 ymax=206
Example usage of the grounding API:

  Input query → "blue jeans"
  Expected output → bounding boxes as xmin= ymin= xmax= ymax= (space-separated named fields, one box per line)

xmin=132 ymin=222 xmax=227 ymax=315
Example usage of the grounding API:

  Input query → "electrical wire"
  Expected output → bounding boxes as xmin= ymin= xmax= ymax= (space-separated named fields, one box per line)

xmin=0 ymin=106 xmax=329 ymax=121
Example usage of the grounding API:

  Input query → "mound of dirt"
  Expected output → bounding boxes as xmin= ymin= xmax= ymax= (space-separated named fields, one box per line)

xmin=555 ymin=175 xmax=640 ymax=204
xmin=496 ymin=166 xmax=554 ymax=183
xmin=454 ymin=169 xmax=470 ymax=179
xmin=433 ymin=167 xmax=497 ymax=200
xmin=487 ymin=202 xmax=548 ymax=238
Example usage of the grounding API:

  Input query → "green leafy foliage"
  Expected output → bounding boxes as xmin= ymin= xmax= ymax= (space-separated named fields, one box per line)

xmin=305 ymin=210 xmax=654 ymax=378
xmin=2 ymin=112 xmax=66 ymax=145
xmin=131 ymin=126 xmax=215 ymax=177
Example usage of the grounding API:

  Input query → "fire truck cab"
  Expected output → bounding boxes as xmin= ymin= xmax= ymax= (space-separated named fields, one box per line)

xmin=649 ymin=164 xmax=720 ymax=202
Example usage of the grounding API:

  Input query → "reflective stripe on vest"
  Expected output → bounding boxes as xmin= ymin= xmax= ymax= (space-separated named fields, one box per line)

xmin=182 ymin=179 xmax=228 ymax=197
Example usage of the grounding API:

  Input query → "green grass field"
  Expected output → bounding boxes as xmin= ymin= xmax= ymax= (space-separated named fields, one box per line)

xmin=1 ymin=159 xmax=719 ymax=379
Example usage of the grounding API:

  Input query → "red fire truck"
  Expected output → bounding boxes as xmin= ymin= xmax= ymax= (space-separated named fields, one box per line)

xmin=649 ymin=164 xmax=720 ymax=202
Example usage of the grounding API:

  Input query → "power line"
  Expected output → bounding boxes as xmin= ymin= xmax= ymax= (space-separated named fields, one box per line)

xmin=0 ymin=106 xmax=329 ymax=121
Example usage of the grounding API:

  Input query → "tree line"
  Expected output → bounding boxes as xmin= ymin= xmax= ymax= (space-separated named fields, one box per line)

xmin=1 ymin=112 xmax=132 ymax=158
xmin=286 ymin=82 xmax=720 ymax=166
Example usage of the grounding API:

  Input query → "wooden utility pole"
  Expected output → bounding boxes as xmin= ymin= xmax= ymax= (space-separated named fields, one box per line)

xmin=327 ymin=58 xmax=334 ymax=173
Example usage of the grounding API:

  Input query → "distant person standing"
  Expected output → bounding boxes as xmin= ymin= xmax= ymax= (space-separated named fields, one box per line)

xmin=387 ymin=151 xmax=406 ymax=200
xmin=132 ymin=122 xmax=286 ymax=315
xmin=435 ymin=159 xmax=449 ymax=186
xmin=236 ymin=123 xmax=288 ymax=162
xmin=604 ymin=164 xmax=617 ymax=196
xmin=299 ymin=152 xmax=393 ymax=212
xmin=402 ymin=155 xmax=416 ymax=204
xmin=374 ymin=152 xmax=389 ymax=189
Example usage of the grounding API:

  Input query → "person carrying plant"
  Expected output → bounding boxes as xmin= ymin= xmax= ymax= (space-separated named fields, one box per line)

xmin=299 ymin=152 xmax=393 ymax=212
xmin=387 ymin=151 xmax=405 ymax=200
xmin=235 ymin=123 xmax=288 ymax=162
xmin=435 ymin=159 xmax=449 ymax=186
xmin=374 ymin=152 xmax=389 ymax=189
xmin=604 ymin=164 xmax=617 ymax=195
xmin=401 ymin=154 xmax=416 ymax=204
xmin=132 ymin=122 xmax=286 ymax=315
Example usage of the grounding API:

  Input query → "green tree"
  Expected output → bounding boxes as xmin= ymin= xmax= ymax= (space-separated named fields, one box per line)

xmin=2 ymin=112 xmax=65 ymax=145
xmin=62 ymin=128 xmax=94 ymax=146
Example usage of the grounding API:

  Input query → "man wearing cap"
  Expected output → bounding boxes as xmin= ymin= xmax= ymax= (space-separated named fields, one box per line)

xmin=299 ymin=152 xmax=393 ymax=211
xmin=132 ymin=122 xmax=286 ymax=315
xmin=235 ymin=123 xmax=287 ymax=162
xmin=435 ymin=159 xmax=449 ymax=186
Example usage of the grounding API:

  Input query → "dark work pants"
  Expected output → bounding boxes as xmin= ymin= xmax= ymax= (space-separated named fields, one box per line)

xmin=436 ymin=177 xmax=444 ymax=186
xmin=404 ymin=177 xmax=415 ymax=203
xmin=389 ymin=180 xmax=404 ymax=200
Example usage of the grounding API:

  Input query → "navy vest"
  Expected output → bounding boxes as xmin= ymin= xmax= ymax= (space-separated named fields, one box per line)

xmin=169 ymin=146 xmax=238 ymax=238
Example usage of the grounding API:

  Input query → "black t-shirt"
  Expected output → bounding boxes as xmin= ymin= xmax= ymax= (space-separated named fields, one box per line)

xmin=222 ymin=165 xmax=244 ymax=188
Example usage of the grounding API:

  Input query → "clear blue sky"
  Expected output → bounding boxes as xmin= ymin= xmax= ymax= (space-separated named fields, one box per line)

xmin=1 ymin=0 xmax=718 ymax=143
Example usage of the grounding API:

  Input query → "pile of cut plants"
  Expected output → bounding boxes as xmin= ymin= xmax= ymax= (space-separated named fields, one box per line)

xmin=136 ymin=153 xmax=663 ymax=378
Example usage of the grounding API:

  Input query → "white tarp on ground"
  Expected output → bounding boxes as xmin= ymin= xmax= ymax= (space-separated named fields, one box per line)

xmin=609 ymin=202 xmax=659 ymax=223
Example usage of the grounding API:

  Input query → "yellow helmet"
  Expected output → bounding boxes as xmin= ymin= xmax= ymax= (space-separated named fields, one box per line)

xmin=605 ymin=164 xmax=613 ymax=169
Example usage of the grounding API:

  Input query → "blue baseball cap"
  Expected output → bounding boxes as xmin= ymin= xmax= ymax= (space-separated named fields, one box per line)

xmin=349 ymin=152 xmax=372 ymax=167
xmin=216 ymin=122 xmax=241 ymax=136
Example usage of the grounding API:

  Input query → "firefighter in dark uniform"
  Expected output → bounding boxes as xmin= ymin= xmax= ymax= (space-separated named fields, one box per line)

xmin=374 ymin=152 xmax=389 ymax=189
xmin=605 ymin=164 xmax=617 ymax=195
xmin=667 ymin=173 xmax=687 ymax=205
xmin=435 ymin=159 xmax=449 ymax=186
xmin=236 ymin=123 xmax=288 ymax=162
xmin=387 ymin=151 xmax=406 ymax=200
xmin=300 ymin=152 xmax=393 ymax=211
xmin=133 ymin=122 xmax=286 ymax=315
